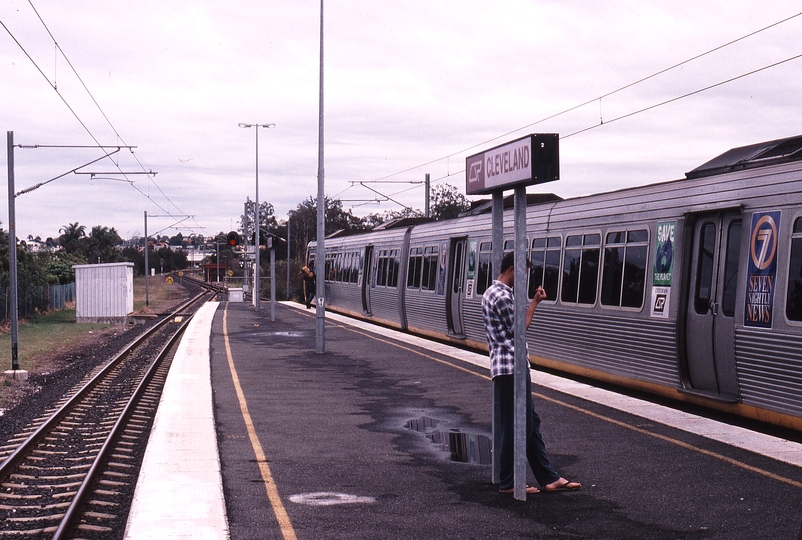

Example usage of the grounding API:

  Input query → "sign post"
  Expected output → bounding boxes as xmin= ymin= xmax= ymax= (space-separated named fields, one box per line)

xmin=467 ymin=133 xmax=559 ymax=500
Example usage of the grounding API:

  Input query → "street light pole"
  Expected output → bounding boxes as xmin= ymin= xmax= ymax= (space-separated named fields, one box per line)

xmin=238 ymin=122 xmax=275 ymax=311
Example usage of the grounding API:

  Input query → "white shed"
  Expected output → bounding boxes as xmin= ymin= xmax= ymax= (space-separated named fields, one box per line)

xmin=73 ymin=262 xmax=135 ymax=324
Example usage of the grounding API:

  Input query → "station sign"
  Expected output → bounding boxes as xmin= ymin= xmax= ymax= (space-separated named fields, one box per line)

xmin=465 ymin=134 xmax=559 ymax=195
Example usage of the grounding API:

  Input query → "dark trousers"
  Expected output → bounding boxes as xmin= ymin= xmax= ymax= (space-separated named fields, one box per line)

xmin=494 ymin=371 xmax=560 ymax=489
xmin=304 ymin=280 xmax=315 ymax=307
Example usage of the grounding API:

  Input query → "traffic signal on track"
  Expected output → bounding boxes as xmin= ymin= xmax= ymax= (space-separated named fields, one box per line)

xmin=227 ymin=231 xmax=240 ymax=246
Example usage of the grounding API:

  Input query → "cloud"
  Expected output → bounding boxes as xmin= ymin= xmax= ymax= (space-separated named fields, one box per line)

xmin=1 ymin=0 xmax=801 ymax=239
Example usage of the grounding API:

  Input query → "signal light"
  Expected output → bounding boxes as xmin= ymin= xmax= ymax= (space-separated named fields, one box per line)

xmin=227 ymin=231 xmax=240 ymax=246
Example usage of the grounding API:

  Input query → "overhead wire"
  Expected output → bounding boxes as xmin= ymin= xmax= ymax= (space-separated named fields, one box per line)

xmin=26 ymin=0 xmax=188 ymax=220
xmin=364 ymin=11 xmax=802 ymax=195
xmin=4 ymin=2 xmax=196 ymax=231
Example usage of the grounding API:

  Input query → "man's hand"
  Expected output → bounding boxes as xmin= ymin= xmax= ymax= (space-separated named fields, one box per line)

xmin=533 ymin=286 xmax=547 ymax=304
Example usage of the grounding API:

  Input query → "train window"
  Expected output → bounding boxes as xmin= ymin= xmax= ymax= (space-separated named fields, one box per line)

xmin=342 ymin=252 xmax=351 ymax=283
xmin=350 ymin=251 xmax=359 ymax=283
xmin=504 ymin=240 xmax=515 ymax=251
xmin=786 ymin=217 xmax=802 ymax=321
xmin=628 ymin=230 xmax=649 ymax=243
xmin=376 ymin=250 xmax=388 ymax=287
xmin=335 ymin=252 xmax=343 ymax=282
xmin=407 ymin=248 xmax=423 ymax=289
xmin=561 ymin=234 xmax=600 ymax=305
xmin=387 ymin=249 xmax=400 ymax=288
xmin=476 ymin=242 xmax=493 ymax=296
xmin=695 ymin=223 xmax=716 ymax=314
xmin=421 ymin=247 xmax=439 ymax=291
xmin=601 ymin=229 xmax=648 ymax=309
xmin=374 ymin=249 xmax=400 ymax=288
xmin=325 ymin=253 xmax=335 ymax=282
xmin=721 ymin=221 xmax=742 ymax=317
xmin=529 ymin=237 xmax=561 ymax=300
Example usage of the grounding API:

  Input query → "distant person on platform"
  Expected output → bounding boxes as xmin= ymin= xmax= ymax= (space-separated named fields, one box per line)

xmin=481 ymin=251 xmax=580 ymax=494
xmin=301 ymin=265 xmax=316 ymax=309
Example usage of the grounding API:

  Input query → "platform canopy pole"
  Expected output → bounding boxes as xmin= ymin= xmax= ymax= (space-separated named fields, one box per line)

xmin=512 ymin=185 xmax=528 ymax=500
xmin=491 ymin=191 xmax=504 ymax=485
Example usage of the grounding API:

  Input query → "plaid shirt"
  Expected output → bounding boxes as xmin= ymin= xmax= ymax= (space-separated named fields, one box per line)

xmin=482 ymin=280 xmax=528 ymax=379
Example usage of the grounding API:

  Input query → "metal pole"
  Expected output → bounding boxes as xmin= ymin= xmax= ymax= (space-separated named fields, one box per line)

xmin=315 ymin=0 xmax=326 ymax=353
xmin=513 ymin=186 xmax=528 ymax=500
xmin=144 ymin=211 xmax=149 ymax=305
xmin=286 ymin=214 xmax=291 ymax=301
xmin=270 ymin=245 xmax=276 ymax=322
xmin=425 ymin=173 xmax=430 ymax=218
xmin=254 ymin=127 xmax=261 ymax=310
xmin=491 ymin=191 xmax=504 ymax=484
xmin=216 ymin=242 xmax=220 ymax=283
xmin=244 ymin=202 xmax=250 ymax=298
xmin=7 ymin=132 xmax=19 ymax=371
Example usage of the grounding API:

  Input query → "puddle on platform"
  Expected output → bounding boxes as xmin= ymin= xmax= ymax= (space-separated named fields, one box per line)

xmin=254 ymin=331 xmax=308 ymax=338
xmin=404 ymin=416 xmax=491 ymax=465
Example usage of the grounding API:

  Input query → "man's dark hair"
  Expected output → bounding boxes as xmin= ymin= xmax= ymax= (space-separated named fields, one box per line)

xmin=500 ymin=251 xmax=515 ymax=275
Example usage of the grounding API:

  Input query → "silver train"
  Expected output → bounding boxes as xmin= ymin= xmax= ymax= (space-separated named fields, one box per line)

xmin=309 ymin=134 xmax=802 ymax=432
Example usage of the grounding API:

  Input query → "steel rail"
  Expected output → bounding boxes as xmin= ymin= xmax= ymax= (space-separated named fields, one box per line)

xmin=0 ymin=289 xmax=208 ymax=482
xmin=51 ymin=310 xmax=196 ymax=539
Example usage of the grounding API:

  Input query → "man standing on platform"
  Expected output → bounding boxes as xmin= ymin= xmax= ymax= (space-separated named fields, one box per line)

xmin=482 ymin=251 xmax=580 ymax=494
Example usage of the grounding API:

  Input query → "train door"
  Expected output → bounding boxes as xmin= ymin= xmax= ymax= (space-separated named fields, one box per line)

xmin=361 ymin=245 xmax=373 ymax=315
xmin=446 ymin=237 xmax=467 ymax=336
xmin=683 ymin=212 xmax=742 ymax=399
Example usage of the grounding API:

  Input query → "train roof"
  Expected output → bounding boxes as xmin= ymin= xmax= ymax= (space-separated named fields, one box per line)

xmin=459 ymin=193 xmax=563 ymax=216
xmin=685 ymin=134 xmax=802 ymax=179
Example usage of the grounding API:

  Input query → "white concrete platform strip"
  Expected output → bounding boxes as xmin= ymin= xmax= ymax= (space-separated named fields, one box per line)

xmin=124 ymin=302 xmax=228 ymax=540
xmin=294 ymin=302 xmax=802 ymax=469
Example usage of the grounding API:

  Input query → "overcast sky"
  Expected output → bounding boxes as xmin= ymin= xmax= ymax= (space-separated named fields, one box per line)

xmin=1 ymin=1 xmax=801 ymax=241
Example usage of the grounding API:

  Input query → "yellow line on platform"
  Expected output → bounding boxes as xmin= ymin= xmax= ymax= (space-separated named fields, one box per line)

xmin=223 ymin=305 xmax=297 ymax=540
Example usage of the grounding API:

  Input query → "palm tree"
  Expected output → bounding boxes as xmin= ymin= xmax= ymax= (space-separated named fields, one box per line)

xmin=59 ymin=222 xmax=87 ymax=255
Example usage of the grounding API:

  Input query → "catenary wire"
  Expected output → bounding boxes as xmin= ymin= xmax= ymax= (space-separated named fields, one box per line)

xmin=364 ymin=12 xmax=802 ymax=186
xmin=4 ymin=3 xmax=194 ymax=231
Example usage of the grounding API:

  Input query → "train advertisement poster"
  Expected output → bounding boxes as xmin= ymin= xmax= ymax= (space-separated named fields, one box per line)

xmin=744 ymin=211 xmax=781 ymax=328
xmin=465 ymin=240 xmax=477 ymax=299
xmin=650 ymin=221 xmax=676 ymax=319
xmin=654 ymin=221 xmax=676 ymax=286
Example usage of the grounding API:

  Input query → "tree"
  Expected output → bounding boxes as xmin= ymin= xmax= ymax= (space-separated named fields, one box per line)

xmin=288 ymin=196 xmax=365 ymax=262
xmin=58 ymin=222 xmax=88 ymax=256
xmin=86 ymin=225 xmax=123 ymax=263
xmin=239 ymin=198 xmax=279 ymax=246
xmin=430 ymin=183 xmax=471 ymax=220
xmin=169 ymin=232 xmax=185 ymax=246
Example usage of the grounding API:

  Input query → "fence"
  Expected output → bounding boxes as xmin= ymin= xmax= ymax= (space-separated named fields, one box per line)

xmin=0 ymin=282 xmax=76 ymax=321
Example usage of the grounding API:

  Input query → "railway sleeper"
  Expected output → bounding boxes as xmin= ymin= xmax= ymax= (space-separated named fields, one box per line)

xmin=6 ymin=513 xmax=65 ymax=523
xmin=76 ymin=523 xmax=114 ymax=533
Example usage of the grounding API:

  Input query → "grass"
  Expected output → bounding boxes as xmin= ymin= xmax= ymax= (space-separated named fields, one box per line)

xmin=0 ymin=274 xmax=183 ymax=377
xmin=132 ymin=274 xmax=185 ymax=312
xmin=0 ymin=307 xmax=110 ymax=373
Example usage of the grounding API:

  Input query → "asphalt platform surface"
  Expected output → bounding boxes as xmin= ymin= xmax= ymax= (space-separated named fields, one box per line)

xmin=209 ymin=301 xmax=802 ymax=539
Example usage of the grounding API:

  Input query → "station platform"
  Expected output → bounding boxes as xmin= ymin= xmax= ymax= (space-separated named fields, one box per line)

xmin=125 ymin=300 xmax=802 ymax=539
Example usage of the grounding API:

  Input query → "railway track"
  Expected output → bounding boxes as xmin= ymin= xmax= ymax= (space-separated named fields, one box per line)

xmin=0 ymin=283 xmax=220 ymax=539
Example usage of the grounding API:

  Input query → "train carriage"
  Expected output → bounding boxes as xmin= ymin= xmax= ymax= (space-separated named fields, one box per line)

xmin=311 ymin=134 xmax=802 ymax=431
